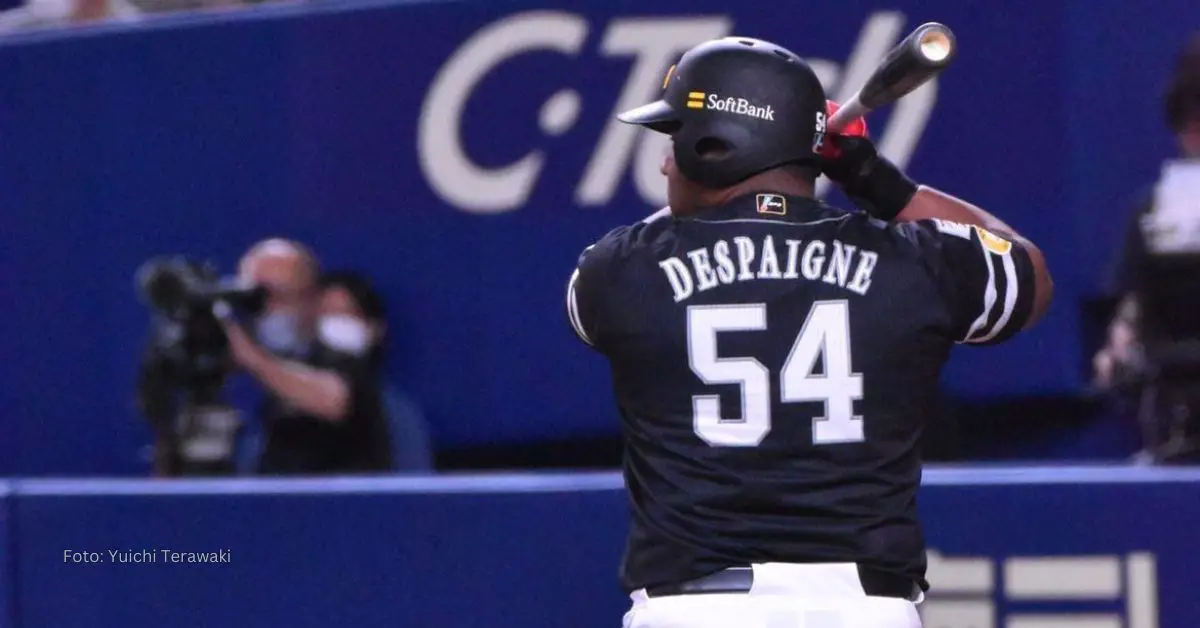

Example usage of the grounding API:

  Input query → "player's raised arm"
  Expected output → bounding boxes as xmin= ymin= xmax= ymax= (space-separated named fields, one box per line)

xmin=902 ymin=215 xmax=1045 ymax=344
xmin=896 ymin=187 xmax=1053 ymax=331
xmin=818 ymin=106 xmax=1053 ymax=338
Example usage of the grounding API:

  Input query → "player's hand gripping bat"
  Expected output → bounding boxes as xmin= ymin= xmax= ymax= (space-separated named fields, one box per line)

xmin=827 ymin=22 xmax=957 ymax=133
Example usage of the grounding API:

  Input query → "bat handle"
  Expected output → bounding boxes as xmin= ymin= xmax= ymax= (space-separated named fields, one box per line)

xmin=827 ymin=94 xmax=868 ymax=134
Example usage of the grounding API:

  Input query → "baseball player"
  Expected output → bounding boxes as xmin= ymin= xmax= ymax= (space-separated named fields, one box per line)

xmin=565 ymin=36 xmax=1053 ymax=628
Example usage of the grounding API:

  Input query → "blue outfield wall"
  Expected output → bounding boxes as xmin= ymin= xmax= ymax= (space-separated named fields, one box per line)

xmin=1 ymin=0 xmax=1198 ymax=475
xmin=0 ymin=467 xmax=1197 ymax=628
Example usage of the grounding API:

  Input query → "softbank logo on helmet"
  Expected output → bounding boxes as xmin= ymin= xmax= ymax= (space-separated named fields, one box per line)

xmin=691 ymin=92 xmax=776 ymax=121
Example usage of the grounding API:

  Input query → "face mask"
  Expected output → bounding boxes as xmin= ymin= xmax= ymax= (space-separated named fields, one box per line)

xmin=255 ymin=310 xmax=303 ymax=354
xmin=318 ymin=315 xmax=371 ymax=356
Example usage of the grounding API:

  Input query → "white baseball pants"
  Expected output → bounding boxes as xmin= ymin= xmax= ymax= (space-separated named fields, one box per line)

xmin=623 ymin=563 xmax=923 ymax=628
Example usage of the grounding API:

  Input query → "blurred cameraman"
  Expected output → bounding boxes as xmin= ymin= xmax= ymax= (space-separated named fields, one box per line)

xmin=1094 ymin=33 xmax=1200 ymax=461
xmin=220 ymin=239 xmax=394 ymax=475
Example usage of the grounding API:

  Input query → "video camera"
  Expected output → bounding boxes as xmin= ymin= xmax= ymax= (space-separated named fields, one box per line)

xmin=134 ymin=256 xmax=268 ymax=476
xmin=136 ymin=256 xmax=267 ymax=386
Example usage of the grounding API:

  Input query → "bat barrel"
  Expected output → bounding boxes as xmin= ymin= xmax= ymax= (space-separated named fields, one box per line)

xmin=911 ymin=23 xmax=956 ymax=66
xmin=856 ymin=22 xmax=958 ymax=110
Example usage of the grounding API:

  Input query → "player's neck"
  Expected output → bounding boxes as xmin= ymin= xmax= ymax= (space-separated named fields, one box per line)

xmin=714 ymin=168 xmax=815 ymax=205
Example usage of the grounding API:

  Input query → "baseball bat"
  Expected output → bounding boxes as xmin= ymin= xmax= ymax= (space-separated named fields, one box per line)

xmin=828 ymin=22 xmax=957 ymax=132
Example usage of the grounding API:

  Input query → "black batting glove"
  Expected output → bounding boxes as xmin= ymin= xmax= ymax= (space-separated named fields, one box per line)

xmin=820 ymin=135 xmax=918 ymax=222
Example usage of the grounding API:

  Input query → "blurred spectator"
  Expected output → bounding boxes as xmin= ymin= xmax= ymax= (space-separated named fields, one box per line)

xmin=219 ymin=238 xmax=394 ymax=474
xmin=319 ymin=271 xmax=434 ymax=471
xmin=0 ymin=0 xmax=138 ymax=32
xmin=1095 ymin=32 xmax=1200 ymax=463
xmin=0 ymin=0 xmax=281 ymax=34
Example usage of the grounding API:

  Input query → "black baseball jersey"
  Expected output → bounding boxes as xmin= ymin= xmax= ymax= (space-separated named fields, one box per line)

xmin=565 ymin=192 xmax=1037 ymax=593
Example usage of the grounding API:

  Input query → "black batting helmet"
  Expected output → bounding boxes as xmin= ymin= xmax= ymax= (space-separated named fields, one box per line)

xmin=618 ymin=36 xmax=827 ymax=189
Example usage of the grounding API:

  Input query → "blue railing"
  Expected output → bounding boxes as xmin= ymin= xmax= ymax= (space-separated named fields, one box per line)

xmin=0 ymin=466 xmax=1197 ymax=628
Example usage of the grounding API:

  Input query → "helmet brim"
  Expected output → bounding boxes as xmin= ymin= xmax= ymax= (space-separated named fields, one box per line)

xmin=617 ymin=100 xmax=680 ymax=134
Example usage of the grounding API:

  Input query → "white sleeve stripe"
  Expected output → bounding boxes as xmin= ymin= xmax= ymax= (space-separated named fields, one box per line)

xmin=974 ymin=251 xmax=1020 ymax=343
xmin=962 ymin=240 xmax=998 ymax=342
xmin=566 ymin=268 xmax=593 ymax=346
xmin=642 ymin=206 xmax=672 ymax=223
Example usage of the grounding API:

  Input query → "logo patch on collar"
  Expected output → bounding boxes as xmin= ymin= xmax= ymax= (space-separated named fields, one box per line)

xmin=756 ymin=193 xmax=787 ymax=216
